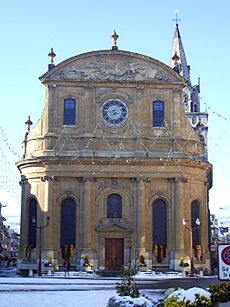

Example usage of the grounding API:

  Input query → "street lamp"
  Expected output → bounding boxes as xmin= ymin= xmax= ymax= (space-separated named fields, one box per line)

xmin=183 ymin=217 xmax=200 ymax=276
xmin=32 ymin=215 xmax=50 ymax=276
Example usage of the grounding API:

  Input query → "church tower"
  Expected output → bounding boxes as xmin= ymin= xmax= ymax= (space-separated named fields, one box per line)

xmin=170 ymin=21 xmax=209 ymax=160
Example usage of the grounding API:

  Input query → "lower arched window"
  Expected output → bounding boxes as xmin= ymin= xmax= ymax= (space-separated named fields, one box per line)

xmin=28 ymin=198 xmax=37 ymax=248
xmin=107 ymin=194 xmax=122 ymax=218
xmin=60 ymin=198 xmax=76 ymax=248
xmin=191 ymin=200 xmax=201 ymax=247
xmin=152 ymin=199 xmax=167 ymax=246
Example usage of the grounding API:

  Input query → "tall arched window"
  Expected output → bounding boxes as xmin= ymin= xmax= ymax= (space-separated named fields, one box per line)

xmin=153 ymin=100 xmax=164 ymax=127
xmin=152 ymin=199 xmax=167 ymax=246
xmin=107 ymin=194 xmax=122 ymax=218
xmin=63 ymin=98 xmax=76 ymax=125
xmin=28 ymin=198 xmax=37 ymax=248
xmin=60 ymin=198 xmax=76 ymax=247
xmin=191 ymin=200 xmax=201 ymax=247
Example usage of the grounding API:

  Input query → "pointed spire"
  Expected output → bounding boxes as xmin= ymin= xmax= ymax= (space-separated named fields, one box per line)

xmin=111 ymin=30 xmax=119 ymax=50
xmin=169 ymin=16 xmax=191 ymax=84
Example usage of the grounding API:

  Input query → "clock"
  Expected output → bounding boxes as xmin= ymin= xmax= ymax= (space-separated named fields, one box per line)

xmin=101 ymin=99 xmax=128 ymax=126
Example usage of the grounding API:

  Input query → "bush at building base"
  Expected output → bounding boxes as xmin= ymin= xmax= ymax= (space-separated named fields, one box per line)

xmin=107 ymin=269 xmax=159 ymax=307
xmin=107 ymin=295 xmax=157 ymax=307
xmin=164 ymin=287 xmax=212 ymax=306
xmin=209 ymin=283 xmax=230 ymax=304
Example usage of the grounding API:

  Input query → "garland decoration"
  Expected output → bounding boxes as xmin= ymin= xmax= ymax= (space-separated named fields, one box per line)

xmin=136 ymin=254 xmax=147 ymax=267
xmin=195 ymin=245 xmax=203 ymax=261
xmin=24 ymin=245 xmax=33 ymax=261
xmin=179 ymin=257 xmax=184 ymax=267
xmin=61 ymin=244 xmax=74 ymax=260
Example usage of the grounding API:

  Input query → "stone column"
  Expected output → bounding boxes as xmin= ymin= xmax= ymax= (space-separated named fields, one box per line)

xmin=168 ymin=178 xmax=176 ymax=269
xmin=44 ymin=177 xmax=55 ymax=258
xmin=136 ymin=178 xmax=146 ymax=252
xmin=38 ymin=176 xmax=54 ymax=266
xmin=202 ymin=181 xmax=210 ymax=264
xmin=173 ymin=177 xmax=187 ymax=268
xmin=82 ymin=177 xmax=93 ymax=249
xmin=18 ymin=176 xmax=27 ymax=259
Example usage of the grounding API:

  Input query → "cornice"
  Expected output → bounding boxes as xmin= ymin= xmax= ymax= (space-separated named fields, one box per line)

xmin=17 ymin=156 xmax=212 ymax=171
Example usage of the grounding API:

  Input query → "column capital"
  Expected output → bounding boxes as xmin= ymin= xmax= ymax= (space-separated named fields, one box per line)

xmin=82 ymin=177 xmax=95 ymax=182
xmin=175 ymin=176 xmax=188 ymax=183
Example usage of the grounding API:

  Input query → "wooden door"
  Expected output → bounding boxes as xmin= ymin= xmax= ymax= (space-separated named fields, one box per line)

xmin=105 ymin=238 xmax=124 ymax=271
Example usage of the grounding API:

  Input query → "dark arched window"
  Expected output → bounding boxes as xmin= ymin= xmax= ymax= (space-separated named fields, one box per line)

xmin=107 ymin=194 xmax=122 ymax=218
xmin=153 ymin=100 xmax=164 ymax=127
xmin=191 ymin=200 xmax=201 ymax=247
xmin=28 ymin=199 xmax=37 ymax=248
xmin=63 ymin=98 xmax=76 ymax=125
xmin=153 ymin=199 xmax=167 ymax=246
xmin=60 ymin=198 xmax=76 ymax=248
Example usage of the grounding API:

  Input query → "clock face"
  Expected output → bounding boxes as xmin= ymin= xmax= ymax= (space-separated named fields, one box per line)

xmin=101 ymin=99 xmax=128 ymax=126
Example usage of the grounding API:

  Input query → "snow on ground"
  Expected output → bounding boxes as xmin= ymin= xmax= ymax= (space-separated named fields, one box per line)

xmin=0 ymin=289 xmax=117 ymax=307
xmin=0 ymin=274 xmax=164 ymax=307
xmin=0 ymin=270 xmax=214 ymax=307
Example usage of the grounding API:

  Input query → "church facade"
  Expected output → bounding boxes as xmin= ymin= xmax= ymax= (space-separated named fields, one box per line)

xmin=16 ymin=26 xmax=212 ymax=274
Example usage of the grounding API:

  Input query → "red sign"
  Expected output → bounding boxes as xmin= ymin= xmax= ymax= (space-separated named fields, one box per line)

xmin=218 ymin=244 xmax=230 ymax=280
xmin=221 ymin=246 xmax=230 ymax=265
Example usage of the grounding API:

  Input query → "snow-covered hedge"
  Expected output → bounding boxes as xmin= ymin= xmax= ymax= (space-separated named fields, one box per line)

xmin=107 ymin=295 xmax=156 ymax=307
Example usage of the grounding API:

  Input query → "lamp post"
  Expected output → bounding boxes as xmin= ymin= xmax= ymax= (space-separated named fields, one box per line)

xmin=183 ymin=217 xmax=200 ymax=276
xmin=32 ymin=215 xmax=50 ymax=276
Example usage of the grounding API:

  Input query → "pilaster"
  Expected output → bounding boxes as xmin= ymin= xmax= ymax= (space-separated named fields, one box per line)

xmin=173 ymin=177 xmax=187 ymax=266
xmin=135 ymin=178 xmax=146 ymax=251
xmin=82 ymin=177 xmax=93 ymax=248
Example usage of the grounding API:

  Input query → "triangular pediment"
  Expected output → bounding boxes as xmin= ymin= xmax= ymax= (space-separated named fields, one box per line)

xmin=40 ymin=50 xmax=184 ymax=84
xmin=96 ymin=220 xmax=132 ymax=232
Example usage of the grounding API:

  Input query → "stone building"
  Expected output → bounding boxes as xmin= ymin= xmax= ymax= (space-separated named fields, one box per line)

xmin=16 ymin=25 xmax=212 ymax=274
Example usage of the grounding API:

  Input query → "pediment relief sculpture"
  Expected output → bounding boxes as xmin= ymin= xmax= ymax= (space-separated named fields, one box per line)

xmin=40 ymin=51 xmax=183 ymax=84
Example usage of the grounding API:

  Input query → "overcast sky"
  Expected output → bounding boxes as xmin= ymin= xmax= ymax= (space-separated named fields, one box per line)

xmin=0 ymin=1 xmax=230 ymax=229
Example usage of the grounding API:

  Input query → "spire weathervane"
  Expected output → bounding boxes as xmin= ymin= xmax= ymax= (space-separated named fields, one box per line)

xmin=172 ymin=10 xmax=181 ymax=25
xmin=111 ymin=30 xmax=119 ymax=50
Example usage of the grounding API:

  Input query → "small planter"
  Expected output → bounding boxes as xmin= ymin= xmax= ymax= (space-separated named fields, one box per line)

xmin=47 ymin=267 xmax=52 ymax=277
xmin=138 ymin=266 xmax=147 ymax=272
xmin=85 ymin=266 xmax=93 ymax=272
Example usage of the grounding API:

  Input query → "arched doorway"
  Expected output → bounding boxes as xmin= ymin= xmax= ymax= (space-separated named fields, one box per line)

xmin=105 ymin=193 xmax=124 ymax=271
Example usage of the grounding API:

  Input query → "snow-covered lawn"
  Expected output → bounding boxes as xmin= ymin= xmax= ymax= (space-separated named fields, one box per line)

xmin=0 ymin=276 xmax=163 ymax=307
xmin=0 ymin=289 xmax=117 ymax=307
xmin=0 ymin=271 xmax=214 ymax=307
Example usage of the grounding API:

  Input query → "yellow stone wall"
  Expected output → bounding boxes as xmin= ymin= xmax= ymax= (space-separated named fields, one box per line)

xmin=17 ymin=50 xmax=212 ymax=272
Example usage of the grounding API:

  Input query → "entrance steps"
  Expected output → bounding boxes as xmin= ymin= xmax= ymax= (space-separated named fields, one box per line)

xmin=97 ymin=270 xmax=124 ymax=277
